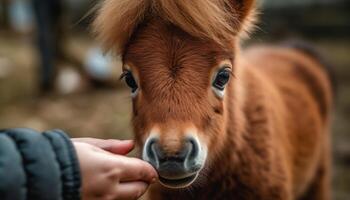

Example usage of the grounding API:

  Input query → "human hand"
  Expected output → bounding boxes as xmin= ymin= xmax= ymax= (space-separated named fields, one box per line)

xmin=73 ymin=139 xmax=157 ymax=200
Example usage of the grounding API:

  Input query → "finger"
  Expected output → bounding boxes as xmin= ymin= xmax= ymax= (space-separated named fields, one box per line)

xmin=72 ymin=138 xmax=134 ymax=155
xmin=117 ymin=157 xmax=158 ymax=183
xmin=116 ymin=181 xmax=149 ymax=200
xmin=102 ymin=140 xmax=134 ymax=155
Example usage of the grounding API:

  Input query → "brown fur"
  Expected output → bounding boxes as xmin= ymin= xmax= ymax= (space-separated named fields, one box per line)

xmin=94 ymin=0 xmax=333 ymax=199
xmin=93 ymin=0 xmax=257 ymax=53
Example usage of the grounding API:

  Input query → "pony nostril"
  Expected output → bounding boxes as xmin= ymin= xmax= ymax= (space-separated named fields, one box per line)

xmin=152 ymin=143 xmax=166 ymax=161
xmin=145 ymin=138 xmax=160 ymax=167
xmin=147 ymin=140 xmax=169 ymax=166
xmin=186 ymin=138 xmax=199 ymax=162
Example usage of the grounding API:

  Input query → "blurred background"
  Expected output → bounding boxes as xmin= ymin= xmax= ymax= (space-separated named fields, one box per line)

xmin=0 ymin=0 xmax=349 ymax=199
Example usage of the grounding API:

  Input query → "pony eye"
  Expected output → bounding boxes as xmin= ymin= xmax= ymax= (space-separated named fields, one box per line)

xmin=122 ymin=71 xmax=138 ymax=93
xmin=213 ymin=68 xmax=231 ymax=91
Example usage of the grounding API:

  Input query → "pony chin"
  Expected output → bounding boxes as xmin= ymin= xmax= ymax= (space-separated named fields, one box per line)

xmin=158 ymin=172 xmax=199 ymax=189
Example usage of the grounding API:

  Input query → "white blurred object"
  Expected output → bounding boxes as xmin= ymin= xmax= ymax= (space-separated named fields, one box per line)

xmin=8 ymin=0 xmax=34 ymax=33
xmin=84 ymin=47 xmax=113 ymax=80
xmin=56 ymin=67 xmax=82 ymax=94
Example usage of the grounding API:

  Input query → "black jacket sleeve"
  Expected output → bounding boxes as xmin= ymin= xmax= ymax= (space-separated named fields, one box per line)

xmin=0 ymin=128 xmax=81 ymax=200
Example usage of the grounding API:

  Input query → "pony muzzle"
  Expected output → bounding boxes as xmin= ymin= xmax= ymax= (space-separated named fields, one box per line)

xmin=142 ymin=133 xmax=207 ymax=188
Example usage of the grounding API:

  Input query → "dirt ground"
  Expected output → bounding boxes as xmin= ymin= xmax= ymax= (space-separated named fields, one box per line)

xmin=0 ymin=32 xmax=349 ymax=199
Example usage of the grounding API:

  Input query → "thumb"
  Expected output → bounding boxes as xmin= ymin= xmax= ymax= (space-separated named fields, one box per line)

xmin=72 ymin=138 xmax=134 ymax=155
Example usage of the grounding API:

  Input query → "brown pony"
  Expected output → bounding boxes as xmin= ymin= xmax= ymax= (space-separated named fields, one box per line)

xmin=94 ymin=0 xmax=333 ymax=199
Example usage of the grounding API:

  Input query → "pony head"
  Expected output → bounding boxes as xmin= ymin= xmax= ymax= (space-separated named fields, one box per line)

xmin=94 ymin=0 xmax=256 ymax=188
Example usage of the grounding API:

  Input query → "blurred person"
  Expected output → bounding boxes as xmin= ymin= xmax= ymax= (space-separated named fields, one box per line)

xmin=31 ymin=0 xmax=116 ymax=95
xmin=30 ymin=0 xmax=121 ymax=94
xmin=0 ymin=128 xmax=158 ymax=200
xmin=31 ymin=0 xmax=65 ymax=93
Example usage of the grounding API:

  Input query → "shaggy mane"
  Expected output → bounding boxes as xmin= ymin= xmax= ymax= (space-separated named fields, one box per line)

xmin=93 ymin=0 xmax=256 ymax=54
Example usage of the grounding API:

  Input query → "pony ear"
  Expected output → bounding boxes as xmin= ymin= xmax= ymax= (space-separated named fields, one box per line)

xmin=230 ymin=0 xmax=257 ymax=36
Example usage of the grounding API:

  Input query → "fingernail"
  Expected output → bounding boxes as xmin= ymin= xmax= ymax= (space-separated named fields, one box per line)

xmin=124 ymin=140 xmax=135 ymax=145
xmin=151 ymin=178 xmax=157 ymax=184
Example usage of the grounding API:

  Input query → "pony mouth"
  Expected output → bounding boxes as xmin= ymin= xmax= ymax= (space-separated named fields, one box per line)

xmin=159 ymin=173 xmax=198 ymax=188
